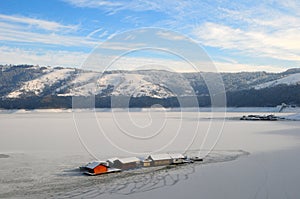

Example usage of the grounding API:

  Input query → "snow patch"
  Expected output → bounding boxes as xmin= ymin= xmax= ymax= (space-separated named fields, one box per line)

xmin=57 ymin=71 xmax=100 ymax=96
xmin=59 ymin=73 xmax=176 ymax=98
xmin=7 ymin=68 xmax=75 ymax=98
xmin=6 ymin=69 xmax=197 ymax=98
xmin=284 ymin=113 xmax=300 ymax=121
xmin=255 ymin=73 xmax=300 ymax=89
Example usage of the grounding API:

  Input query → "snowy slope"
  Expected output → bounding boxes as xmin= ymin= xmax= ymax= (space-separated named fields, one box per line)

xmin=57 ymin=71 xmax=100 ymax=96
xmin=284 ymin=113 xmax=300 ymax=120
xmin=5 ymin=66 xmax=300 ymax=99
xmin=69 ymin=71 xmax=100 ymax=85
xmin=7 ymin=69 xmax=179 ymax=98
xmin=135 ymin=70 xmax=195 ymax=96
xmin=103 ymin=73 xmax=175 ymax=98
xmin=7 ymin=68 xmax=75 ymax=98
xmin=60 ymin=71 xmax=194 ymax=98
xmin=255 ymin=73 xmax=300 ymax=89
xmin=59 ymin=73 xmax=176 ymax=98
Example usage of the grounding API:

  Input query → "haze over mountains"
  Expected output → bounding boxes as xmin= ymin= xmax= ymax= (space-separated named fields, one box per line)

xmin=1 ymin=65 xmax=300 ymax=109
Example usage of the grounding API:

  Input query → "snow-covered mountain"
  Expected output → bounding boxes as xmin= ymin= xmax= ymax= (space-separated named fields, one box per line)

xmin=7 ymin=68 xmax=75 ymax=98
xmin=1 ymin=65 xmax=300 ymax=108
xmin=2 ymin=66 xmax=195 ymax=99
xmin=254 ymin=73 xmax=300 ymax=89
xmin=58 ymin=72 xmax=178 ymax=98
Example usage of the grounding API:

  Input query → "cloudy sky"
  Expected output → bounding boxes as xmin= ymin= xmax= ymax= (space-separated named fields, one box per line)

xmin=0 ymin=0 xmax=300 ymax=72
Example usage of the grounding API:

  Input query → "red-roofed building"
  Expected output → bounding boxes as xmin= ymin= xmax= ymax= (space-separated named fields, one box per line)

xmin=84 ymin=161 xmax=109 ymax=175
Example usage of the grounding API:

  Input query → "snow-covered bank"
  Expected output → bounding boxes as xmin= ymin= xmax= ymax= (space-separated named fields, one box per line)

xmin=0 ymin=109 xmax=72 ymax=114
xmin=284 ymin=113 xmax=300 ymax=121
xmin=1 ymin=107 xmax=300 ymax=114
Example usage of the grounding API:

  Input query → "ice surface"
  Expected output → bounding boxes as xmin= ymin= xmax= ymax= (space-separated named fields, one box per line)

xmin=0 ymin=111 xmax=300 ymax=198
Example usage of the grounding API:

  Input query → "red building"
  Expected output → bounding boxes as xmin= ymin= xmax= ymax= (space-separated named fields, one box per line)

xmin=84 ymin=161 xmax=109 ymax=175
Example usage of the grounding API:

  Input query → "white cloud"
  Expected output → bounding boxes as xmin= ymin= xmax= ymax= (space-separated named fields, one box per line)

xmin=0 ymin=27 xmax=97 ymax=47
xmin=213 ymin=61 xmax=284 ymax=73
xmin=64 ymin=0 xmax=203 ymax=20
xmin=83 ymin=51 xmax=273 ymax=73
xmin=81 ymin=53 xmax=196 ymax=72
xmin=156 ymin=30 xmax=188 ymax=41
xmin=0 ymin=14 xmax=78 ymax=32
xmin=98 ymin=41 xmax=147 ymax=51
xmin=64 ymin=0 xmax=158 ymax=11
xmin=2 ymin=1 xmax=299 ymax=72
xmin=0 ymin=46 xmax=88 ymax=67
xmin=65 ymin=0 xmax=123 ymax=9
xmin=0 ymin=46 xmax=286 ymax=73
xmin=220 ymin=6 xmax=300 ymax=31
xmin=0 ymin=14 xmax=98 ymax=47
xmin=87 ymin=28 xmax=110 ymax=39
xmin=276 ymin=0 xmax=300 ymax=13
xmin=194 ymin=22 xmax=300 ymax=61
xmin=63 ymin=0 xmax=300 ymax=66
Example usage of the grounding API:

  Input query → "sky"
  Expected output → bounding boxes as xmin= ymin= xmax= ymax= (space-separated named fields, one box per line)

xmin=0 ymin=0 xmax=300 ymax=72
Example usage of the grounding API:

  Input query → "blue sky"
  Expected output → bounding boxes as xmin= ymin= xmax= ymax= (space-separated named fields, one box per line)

xmin=0 ymin=0 xmax=300 ymax=72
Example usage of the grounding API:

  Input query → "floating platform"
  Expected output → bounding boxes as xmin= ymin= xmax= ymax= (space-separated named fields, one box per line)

xmin=240 ymin=114 xmax=280 ymax=121
xmin=84 ymin=168 xmax=121 ymax=176
xmin=80 ymin=153 xmax=205 ymax=176
xmin=190 ymin=157 xmax=203 ymax=162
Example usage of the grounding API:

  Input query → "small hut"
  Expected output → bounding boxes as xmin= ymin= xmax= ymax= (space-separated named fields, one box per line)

xmin=142 ymin=159 xmax=152 ymax=167
xmin=84 ymin=161 xmax=109 ymax=175
xmin=113 ymin=157 xmax=141 ymax=170
xmin=169 ymin=153 xmax=185 ymax=164
xmin=147 ymin=154 xmax=172 ymax=166
xmin=107 ymin=157 xmax=118 ymax=167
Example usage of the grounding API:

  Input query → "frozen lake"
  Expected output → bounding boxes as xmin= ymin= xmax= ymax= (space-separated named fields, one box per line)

xmin=0 ymin=110 xmax=300 ymax=198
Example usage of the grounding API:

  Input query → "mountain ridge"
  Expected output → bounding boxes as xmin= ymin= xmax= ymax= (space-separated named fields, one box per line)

xmin=1 ymin=65 xmax=299 ymax=108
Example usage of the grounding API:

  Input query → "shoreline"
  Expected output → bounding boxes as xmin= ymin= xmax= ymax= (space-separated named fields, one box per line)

xmin=0 ymin=107 xmax=299 ymax=113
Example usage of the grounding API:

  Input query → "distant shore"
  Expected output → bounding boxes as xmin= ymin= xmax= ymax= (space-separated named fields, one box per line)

xmin=0 ymin=107 xmax=299 ymax=113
